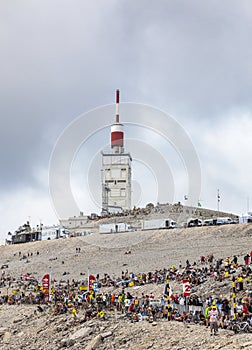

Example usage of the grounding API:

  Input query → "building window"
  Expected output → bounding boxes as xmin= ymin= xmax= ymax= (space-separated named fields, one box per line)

xmin=110 ymin=188 xmax=120 ymax=197
xmin=105 ymin=169 xmax=111 ymax=179
xmin=121 ymin=169 xmax=126 ymax=178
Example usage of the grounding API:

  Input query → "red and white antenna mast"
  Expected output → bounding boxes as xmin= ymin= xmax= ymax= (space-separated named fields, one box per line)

xmin=116 ymin=89 xmax=120 ymax=123
xmin=111 ymin=89 xmax=124 ymax=153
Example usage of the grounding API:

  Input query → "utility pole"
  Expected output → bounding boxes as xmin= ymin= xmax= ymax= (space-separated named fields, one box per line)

xmin=217 ymin=189 xmax=220 ymax=216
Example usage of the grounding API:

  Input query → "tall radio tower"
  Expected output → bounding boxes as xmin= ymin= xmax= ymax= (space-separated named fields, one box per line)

xmin=101 ymin=90 xmax=132 ymax=214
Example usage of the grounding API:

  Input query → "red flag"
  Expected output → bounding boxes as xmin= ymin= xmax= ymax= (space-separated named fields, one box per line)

xmin=88 ymin=275 xmax=96 ymax=291
xmin=42 ymin=274 xmax=50 ymax=298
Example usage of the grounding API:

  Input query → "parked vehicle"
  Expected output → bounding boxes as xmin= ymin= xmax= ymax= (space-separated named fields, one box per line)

xmin=41 ymin=226 xmax=69 ymax=240
xmin=141 ymin=219 xmax=177 ymax=230
xmin=213 ymin=217 xmax=234 ymax=225
xmin=72 ymin=230 xmax=93 ymax=237
xmin=99 ymin=223 xmax=134 ymax=234
xmin=203 ymin=219 xmax=214 ymax=226
xmin=187 ymin=218 xmax=203 ymax=227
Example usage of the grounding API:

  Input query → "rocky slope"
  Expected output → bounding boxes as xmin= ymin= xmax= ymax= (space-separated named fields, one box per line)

xmin=1 ymin=223 xmax=252 ymax=349
xmin=0 ymin=304 xmax=252 ymax=350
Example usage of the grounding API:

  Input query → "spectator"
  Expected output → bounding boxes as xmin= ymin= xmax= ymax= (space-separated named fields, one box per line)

xmin=208 ymin=305 xmax=219 ymax=336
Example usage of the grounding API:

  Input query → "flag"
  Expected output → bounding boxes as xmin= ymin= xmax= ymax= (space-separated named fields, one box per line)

xmin=164 ymin=282 xmax=172 ymax=297
xmin=198 ymin=201 xmax=202 ymax=207
xmin=93 ymin=281 xmax=98 ymax=292
xmin=164 ymin=282 xmax=169 ymax=297
xmin=42 ymin=274 xmax=50 ymax=298
xmin=88 ymin=275 xmax=96 ymax=291
xmin=184 ymin=195 xmax=188 ymax=200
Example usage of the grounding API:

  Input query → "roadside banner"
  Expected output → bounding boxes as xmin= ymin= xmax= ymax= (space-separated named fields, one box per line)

xmin=183 ymin=280 xmax=191 ymax=297
xmin=22 ymin=273 xmax=35 ymax=280
xmin=79 ymin=285 xmax=88 ymax=291
xmin=42 ymin=274 xmax=50 ymax=298
xmin=12 ymin=289 xmax=20 ymax=294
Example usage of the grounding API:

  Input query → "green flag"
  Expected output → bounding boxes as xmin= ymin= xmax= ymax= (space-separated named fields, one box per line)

xmin=198 ymin=201 xmax=202 ymax=207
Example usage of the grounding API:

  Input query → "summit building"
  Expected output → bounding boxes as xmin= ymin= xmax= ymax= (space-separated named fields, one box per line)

xmin=101 ymin=90 xmax=132 ymax=213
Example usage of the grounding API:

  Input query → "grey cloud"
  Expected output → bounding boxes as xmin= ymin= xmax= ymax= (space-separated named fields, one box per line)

xmin=0 ymin=0 xmax=251 ymax=231
xmin=117 ymin=1 xmax=252 ymax=118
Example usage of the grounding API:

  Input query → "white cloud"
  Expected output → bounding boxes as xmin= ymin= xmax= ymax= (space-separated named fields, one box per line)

xmin=0 ymin=187 xmax=58 ymax=239
xmin=189 ymin=112 xmax=252 ymax=214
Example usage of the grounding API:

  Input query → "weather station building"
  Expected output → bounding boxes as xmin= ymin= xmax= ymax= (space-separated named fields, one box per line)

xmin=101 ymin=90 xmax=132 ymax=214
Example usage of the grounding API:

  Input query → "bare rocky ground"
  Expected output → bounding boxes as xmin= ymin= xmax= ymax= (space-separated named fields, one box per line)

xmin=0 ymin=303 xmax=252 ymax=350
xmin=1 ymin=223 xmax=252 ymax=349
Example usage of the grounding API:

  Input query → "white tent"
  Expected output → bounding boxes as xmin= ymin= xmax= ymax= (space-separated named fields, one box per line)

xmin=239 ymin=213 xmax=252 ymax=223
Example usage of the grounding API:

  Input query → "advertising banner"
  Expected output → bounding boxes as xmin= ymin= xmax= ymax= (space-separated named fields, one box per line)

xmin=42 ymin=274 xmax=50 ymax=298
xmin=183 ymin=280 xmax=191 ymax=297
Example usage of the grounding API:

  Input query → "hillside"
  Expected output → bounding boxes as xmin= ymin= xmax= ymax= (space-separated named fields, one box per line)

xmin=59 ymin=203 xmax=239 ymax=234
xmin=0 ymin=223 xmax=252 ymax=350
xmin=1 ymin=223 xmax=251 ymax=281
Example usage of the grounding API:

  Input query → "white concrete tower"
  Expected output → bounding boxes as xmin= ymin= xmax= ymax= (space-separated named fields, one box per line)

xmin=101 ymin=90 xmax=132 ymax=213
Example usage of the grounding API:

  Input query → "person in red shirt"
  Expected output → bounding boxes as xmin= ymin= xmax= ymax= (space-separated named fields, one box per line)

xmin=242 ymin=302 xmax=249 ymax=320
xmin=244 ymin=254 xmax=249 ymax=265
xmin=128 ymin=303 xmax=134 ymax=313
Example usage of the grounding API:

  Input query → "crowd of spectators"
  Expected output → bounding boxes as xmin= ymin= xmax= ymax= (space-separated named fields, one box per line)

xmin=1 ymin=251 xmax=252 ymax=331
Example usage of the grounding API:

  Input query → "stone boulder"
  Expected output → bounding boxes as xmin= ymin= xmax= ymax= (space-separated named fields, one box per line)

xmin=85 ymin=334 xmax=102 ymax=350
xmin=69 ymin=327 xmax=92 ymax=341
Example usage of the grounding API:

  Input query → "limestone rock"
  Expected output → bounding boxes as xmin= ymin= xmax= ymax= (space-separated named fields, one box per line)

xmin=85 ymin=334 xmax=102 ymax=350
xmin=69 ymin=327 xmax=92 ymax=341
xmin=3 ymin=331 xmax=11 ymax=343
xmin=0 ymin=327 xmax=8 ymax=335
xmin=60 ymin=338 xmax=68 ymax=347
xmin=101 ymin=330 xmax=113 ymax=339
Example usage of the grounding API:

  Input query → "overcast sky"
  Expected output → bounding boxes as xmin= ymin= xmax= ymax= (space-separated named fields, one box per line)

xmin=1 ymin=1 xmax=252 ymax=240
